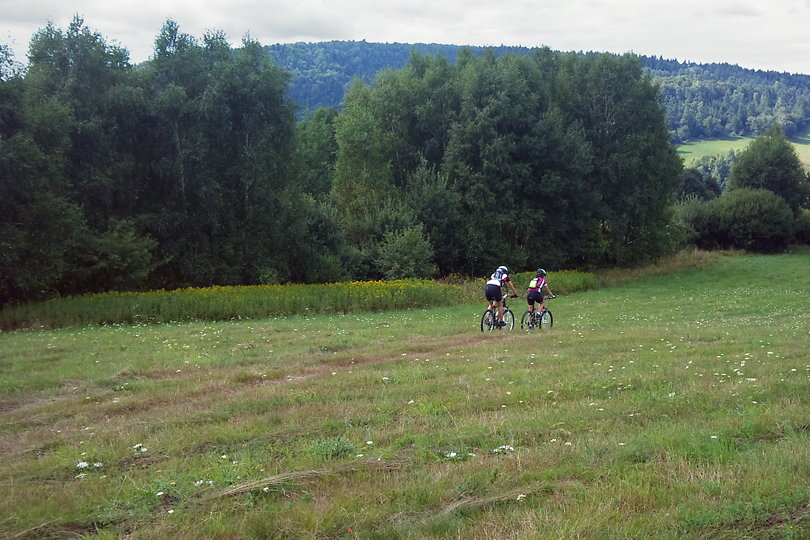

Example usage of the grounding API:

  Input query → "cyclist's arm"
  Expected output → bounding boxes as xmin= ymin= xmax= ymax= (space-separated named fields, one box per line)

xmin=543 ymin=284 xmax=555 ymax=298
xmin=507 ymin=279 xmax=518 ymax=296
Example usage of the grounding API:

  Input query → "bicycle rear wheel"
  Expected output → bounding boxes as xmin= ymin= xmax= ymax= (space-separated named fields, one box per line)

xmin=502 ymin=309 xmax=515 ymax=331
xmin=539 ymin=309 xmax=553 ymax=329
xmin=520 ymin=311 xmax=535 ymax=330
xmin=481 ymin=309 xmax=496 ymax=332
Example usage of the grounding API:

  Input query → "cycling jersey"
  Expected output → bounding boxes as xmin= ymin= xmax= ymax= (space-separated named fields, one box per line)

xmin=486 ymin=269 xmax=511 ymax=287
xmin=527 ymin=276 xmax=547 ymax=291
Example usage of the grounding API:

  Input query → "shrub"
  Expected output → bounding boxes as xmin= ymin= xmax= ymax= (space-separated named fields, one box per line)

xmin=794 ymin=209 xmax=810 ymax=245
xmin=375 ymin=224 xmax=436 ymax=279
xmin=673 ymin=196 xmax=714 ymax=248
xmin=708 ymin=188 xmax=794 ymax=252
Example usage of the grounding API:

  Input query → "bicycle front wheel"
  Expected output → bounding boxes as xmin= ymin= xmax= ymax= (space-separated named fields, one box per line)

xmin=502 ymin=309 xmax=515 ymax=331
xmin=481 ymin=309 xmax=496 ymax=332
xmin=539 ymin=309 xmax=553 ymax=329
xmin=520 ymin=311 xmax=535 ymax=330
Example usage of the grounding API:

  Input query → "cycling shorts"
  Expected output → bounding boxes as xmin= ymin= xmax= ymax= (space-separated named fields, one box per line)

xmin=527 ymin=290 xmax=544 ymax=306
xmin=485 ymin=284 xmax=503 ymax=302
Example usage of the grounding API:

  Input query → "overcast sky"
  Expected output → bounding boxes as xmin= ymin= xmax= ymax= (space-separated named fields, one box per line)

xmin=3 ymin=0 xmax=810 ymax=75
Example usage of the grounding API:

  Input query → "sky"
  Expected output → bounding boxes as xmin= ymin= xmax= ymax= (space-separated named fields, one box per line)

xmin=3 ymin=0 xmax=810 ymax=75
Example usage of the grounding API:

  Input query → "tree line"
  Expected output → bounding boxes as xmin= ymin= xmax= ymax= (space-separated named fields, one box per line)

xmin=266 ymin=41 xmax=810 ymax=142
xmin=2 ymin=19 xmax=807 ymax=306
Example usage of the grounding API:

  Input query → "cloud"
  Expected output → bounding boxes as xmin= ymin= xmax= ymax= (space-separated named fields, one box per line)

xmin=710 ymin=2 xmax=762 ymax=17
xmin=2 ymin=0 xmax=810 ymax=73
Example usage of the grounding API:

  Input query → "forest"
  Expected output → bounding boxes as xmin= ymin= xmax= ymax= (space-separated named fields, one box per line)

xmin=267 ymin=41 xmax=810 ymax=142
xmin=1 ymin=18 xmax=808 ymax=306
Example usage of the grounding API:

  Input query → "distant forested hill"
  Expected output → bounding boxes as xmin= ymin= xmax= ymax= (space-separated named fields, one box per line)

xmin=265 ymin=41 xmax=810 ymax=142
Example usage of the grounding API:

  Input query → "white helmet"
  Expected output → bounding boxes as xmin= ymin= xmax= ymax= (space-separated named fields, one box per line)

xmin=497 ymin=265 xmax=508 ymax=273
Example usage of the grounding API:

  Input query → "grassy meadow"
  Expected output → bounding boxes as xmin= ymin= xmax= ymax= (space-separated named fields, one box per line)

xmin=1 ymin=252 xmax=808 ymax=538
xmin=678 ymin=125 xmax=810 ymax=169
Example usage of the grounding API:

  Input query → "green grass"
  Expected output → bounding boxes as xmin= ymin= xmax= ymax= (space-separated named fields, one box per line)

xmin=1 ymin=253 xmax=808 ymax=538
xmin=677 ymin=136 xmax=754 ymax=162
xmin=678 ymin=124 xmax=810 ymax=169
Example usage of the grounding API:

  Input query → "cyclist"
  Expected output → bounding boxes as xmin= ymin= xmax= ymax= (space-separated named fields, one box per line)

xmin=485 ymin=265 xmax=519 ymax=327
xmin=527 ymin=268 xmax=555 ymax=319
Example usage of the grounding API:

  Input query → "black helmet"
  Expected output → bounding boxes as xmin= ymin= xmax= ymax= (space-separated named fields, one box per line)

xmin=536 ymin=268 xmax=547 ymax=276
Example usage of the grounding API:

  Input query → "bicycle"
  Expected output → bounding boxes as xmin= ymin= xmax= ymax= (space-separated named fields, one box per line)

xmin=481 ymin=294 xmax=518 ymax=332
xmin=520 ymin=297 xmax=554 ymax=331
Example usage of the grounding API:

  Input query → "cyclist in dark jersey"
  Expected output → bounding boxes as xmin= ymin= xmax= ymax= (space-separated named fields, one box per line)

xmin=485 ymin=265 xmax=519 ymax=327
xmin=526 ymin=268 xmax=555 ymax=318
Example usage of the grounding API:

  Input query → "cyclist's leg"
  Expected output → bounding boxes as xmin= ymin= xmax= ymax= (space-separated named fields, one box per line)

xmin=484 ymin=285 xmax=496 ymax=314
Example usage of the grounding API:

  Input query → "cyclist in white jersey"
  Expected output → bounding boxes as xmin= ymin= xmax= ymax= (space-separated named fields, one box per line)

xmin=484 ymin=265 xmax=519 ymax=327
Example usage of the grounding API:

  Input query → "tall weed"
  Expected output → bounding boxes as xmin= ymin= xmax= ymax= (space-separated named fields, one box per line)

xmin=0 ymin=279 xmax=461 ymax=331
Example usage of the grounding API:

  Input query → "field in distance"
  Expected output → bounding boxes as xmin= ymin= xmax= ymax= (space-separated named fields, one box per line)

xmin=678 ymin=125 xmax=810 ymax=170
xmin=1 ymin=252 xmax=808 ymax=538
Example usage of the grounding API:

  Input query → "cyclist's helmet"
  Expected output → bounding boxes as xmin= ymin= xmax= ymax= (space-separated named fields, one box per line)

xmin=497 ymin=265 xmax=508 ymax=273
xmin=536 ymin=268 xmax=547 ymax=276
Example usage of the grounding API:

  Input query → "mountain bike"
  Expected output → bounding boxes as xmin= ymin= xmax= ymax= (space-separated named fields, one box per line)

xmin=520 ymin=297 xmax=554 ymax=331
xmin=481 ymin=294 xmax=518 ymax=332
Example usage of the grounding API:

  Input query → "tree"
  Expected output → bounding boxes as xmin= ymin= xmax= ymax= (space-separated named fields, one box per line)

xmin=406 ymin=162 xmax=465 ymax=275
xmin=136 ymin=24 xmax=297 ymax=287
xmin=332 ymin=80 xmax=395 ymax=244
xmin=728 ymin=125 xmax=808 ymax=213
xmin=679 ymin=168 xmax=721 ymax=201
xmin=3 ymin=19 xmax=299 ymax=301
xmin=294 ymin=107 xmax=339 ymax=197
xmin=26 ymin=16 xmax=132 ymax=228
xmin=0 ymin=43 xmax=21 ymax=81
xmin=332 ymin=48 xmax=682 ymax=276
xmin=691 ymin=150 xmax=739 ymax=189
xmin=0 ymin=79 xmax=87 ymax=304
xmin=555 ymin=52 xmax=684 ymax=265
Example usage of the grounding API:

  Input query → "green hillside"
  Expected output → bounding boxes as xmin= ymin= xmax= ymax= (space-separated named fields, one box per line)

xmin=266 ymin=41 xmax=810 ymax=142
